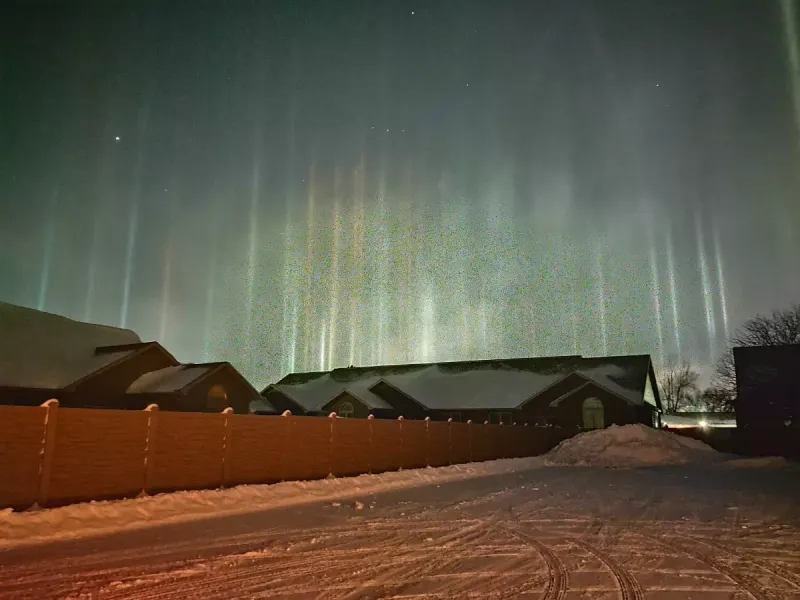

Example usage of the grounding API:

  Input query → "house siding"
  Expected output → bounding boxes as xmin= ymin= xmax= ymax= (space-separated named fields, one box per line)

xmin=322 ymin=393 xmax=373 ymax=419
xmin=263 ymin=389 xmax=306 ymax=415
xmin=177 ymin=368 xmax=256 ymax=414
xmin=64 ymin=346 xmax=178 ymax=409
xmin=369 ymin=381 xmax=426 ymax=419
xmin=550 ymin=384 xmax=656 ymax=428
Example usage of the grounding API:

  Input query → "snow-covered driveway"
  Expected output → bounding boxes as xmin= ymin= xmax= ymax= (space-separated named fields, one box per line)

xmin=1 ymin=461 xmax=799 ymax=599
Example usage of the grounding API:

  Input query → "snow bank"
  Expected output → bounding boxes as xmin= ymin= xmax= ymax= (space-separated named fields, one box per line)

xmin=544 ymin=424 xmax=720 ymax=468
xmin=0 ymin=456 xmax=544 ymax=548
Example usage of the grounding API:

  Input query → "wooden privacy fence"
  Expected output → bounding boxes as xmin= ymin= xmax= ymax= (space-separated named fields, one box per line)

xmin=0 ymin=401 xmax=559 ymax=510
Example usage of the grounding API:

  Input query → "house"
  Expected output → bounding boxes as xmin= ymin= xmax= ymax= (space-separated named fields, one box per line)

xmin=733 ymin=345 xmax=800 ymax=429
xmin=125 ymin=362 xmax=268 ymax=414
xmin=261 ymin=354 xmax=662 ymax=429
xmin=0 ymin=302 xmax=178 ymax=406
xmin=0 ymin=302 xmax=271 ymax=414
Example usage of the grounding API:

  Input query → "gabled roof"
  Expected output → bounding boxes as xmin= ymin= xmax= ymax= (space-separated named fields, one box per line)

xmin=127 ymin=364 xmax=216 ymax=393
xmin=267 ymin=372 xmax=393 ymax=412
xmin=127 ymin=361 xmax=261 ymax=397
xmin=265 ymin=354 xmax=658 ymax=413
xmin=0 ymin=302 xmax=143 ymax=389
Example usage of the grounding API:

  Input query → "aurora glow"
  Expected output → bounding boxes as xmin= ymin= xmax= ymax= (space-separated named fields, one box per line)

xmin=2 ymin=1 xmax=799 ymax=389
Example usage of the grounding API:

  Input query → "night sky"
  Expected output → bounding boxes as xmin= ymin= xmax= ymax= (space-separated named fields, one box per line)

xmin=1 ymin=0 xmax=799 ymax=388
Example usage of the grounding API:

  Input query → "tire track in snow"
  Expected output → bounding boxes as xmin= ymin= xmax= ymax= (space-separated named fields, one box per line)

xmin=570 ymin=538 xmax=644 ymax=600
xmin=681 ymin=534 xmax=800 ymax=591
xmin=500 ymin=526 xmax=567 ymax=600
xmin=643 ymin=534 xmax=772 ymax=600
xmin=109 ymin=517 xmax=498 ymax=600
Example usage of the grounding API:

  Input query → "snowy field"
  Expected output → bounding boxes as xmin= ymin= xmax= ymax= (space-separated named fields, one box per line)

xmin=1 ymin=427 xmax=799 ymax=599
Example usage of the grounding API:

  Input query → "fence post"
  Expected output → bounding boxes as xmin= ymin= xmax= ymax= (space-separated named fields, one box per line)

xmin=38 ymin=399 xmax=59 ymax=507
xmin=424 ymin=417 xmax=431 ymax=467
xmin=368 ymin=414 xmax=375 ymax=473
xmin=143 ymin=404 xmax=159 ymax=493
xmin=328 ymin=412 xmax=337 ymax=477
xmin=398 ymin=416 xmax=404 ymax=471
xmin=222 ymin=407 xmax=234 ymax=487
xmin=467 ymin=420 xmax=473 ymax=463
xmin=281 ymin=410 xmax=291 ymax=482
xmin=447 ymin=418 xmax=453 ymax=465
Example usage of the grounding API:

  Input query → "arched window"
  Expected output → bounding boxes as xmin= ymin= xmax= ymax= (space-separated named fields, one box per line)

xmin=582 ymin=397 xmax=604 ymax=429
xmin=207 ymin=384 xmax=228 ymax=411
xmin=338 ymin=401 xmax=355 ymax=418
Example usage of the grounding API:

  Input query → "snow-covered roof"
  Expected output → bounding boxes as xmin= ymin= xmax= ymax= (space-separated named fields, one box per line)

xmin=379 ymin=365 xmax=568 ymax=410
xmin=127 ymin=365 xmax=215 ymax=394
xmin=268 ymin=355 xmax=656 ymax=413
xmin=0 ymin=302 xmax=142 ymax=389
xmin=272 ymin=373 xmax=393 ymax=411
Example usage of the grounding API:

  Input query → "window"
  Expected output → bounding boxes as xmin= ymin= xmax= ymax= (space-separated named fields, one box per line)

xmin=338 ymin=401 xmax=355 ymax=418
xmin=207 ymin=384 xmax=228 ymax=411
xmin=582 ymin=397 xmax=604 ymax=429
xmin=442 ymin=411 xmax=462 ymax=422
xmin=489 ymin=411 xmax=513 ymax=425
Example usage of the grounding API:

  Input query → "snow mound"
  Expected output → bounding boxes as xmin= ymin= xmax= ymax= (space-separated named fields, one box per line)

xmin=544 ymin=424 xmax=720 ymax=468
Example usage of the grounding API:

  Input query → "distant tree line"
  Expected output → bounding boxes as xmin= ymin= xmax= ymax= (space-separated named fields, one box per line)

xmin=658 ymin=303 xmax=800 ymax=414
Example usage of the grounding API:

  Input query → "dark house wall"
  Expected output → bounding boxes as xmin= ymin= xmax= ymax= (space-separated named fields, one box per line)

xmin=0 ymin=386 xmax=62 ymax=406
xmin=322 ymin=392 xmax=373 ymax=418
xmin=263 ymin=389 xmax=306 ymax=415
xmin=177 ymin=368 xmax=257 ymax=414
xmin=734 ymin=346 xmax=799 ymax=429
xmin=64 ymin=346 xmax=178 ymax=409
xmin=550 ymin=385 xmax=634 ymax=428
xmin=370 ymin=381 xmax=427 ymax=419
xmin=517 ymin=374 xmax=586 ymax=420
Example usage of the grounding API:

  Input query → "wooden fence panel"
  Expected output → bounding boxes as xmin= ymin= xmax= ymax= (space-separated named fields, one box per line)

xmin=46 ymin=408 xmax=148 ymax=506
xmin=400 ymin=420 xmax=428 ymax=470
xmin=286 ymin=417 xmax=331 ymax=481
xmin=427 ymin=421 xmax=451 ymax=467
xmin=370 ymin=419 xmax=402 ymax=473
xmin=487 ymin=426 xmax=506 ymax=460
xmin=226 ymin=415 xmax=288 ymax=486
xmin=149 ymin=412 xmax=225 ymax=493
xmin=0 ymin=405 xmax=46 ymax=509
xmin=331 ymin=418 xmax=372 ymax=477
xmin=450 ymin=423 xmax=471 ymax=464
xmin=472 ymin=425 xmax=490 ymax=462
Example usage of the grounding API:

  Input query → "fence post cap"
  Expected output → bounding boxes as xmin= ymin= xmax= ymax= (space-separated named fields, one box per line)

xmin=281 ymin=410 xmax=292 ymax=417
xmin=144 ymin=403 xmax=159 ymax=412
xmin=41 ymin=398 xmax=59 ymax=408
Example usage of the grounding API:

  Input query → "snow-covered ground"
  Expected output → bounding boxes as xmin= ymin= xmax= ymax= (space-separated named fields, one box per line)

xmin=1 ymin=426 xmax=799 ymax=599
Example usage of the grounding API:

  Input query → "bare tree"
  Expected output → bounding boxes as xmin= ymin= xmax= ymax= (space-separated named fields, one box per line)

xmin=658 ymin=362 xmax=700 ymax=414
xmin=698 ymin=387 xmax=734 ymax=413
xmin=713 ymin=303 xmax=800 ymax=400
